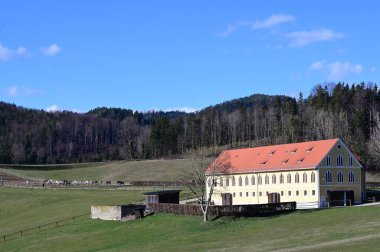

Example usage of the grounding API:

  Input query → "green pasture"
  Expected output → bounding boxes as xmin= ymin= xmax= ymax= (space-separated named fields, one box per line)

xmin=0 ymin=159 xmax=190 ymax=182
xmin=1 ymin=187 xmax=380 ymax=251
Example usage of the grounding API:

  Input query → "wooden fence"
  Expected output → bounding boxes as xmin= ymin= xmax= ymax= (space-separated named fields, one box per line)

xmin=148 ymin=202 xmax=296 ymax=217
xmin=0 ymin=213 xmax=89 ymax=243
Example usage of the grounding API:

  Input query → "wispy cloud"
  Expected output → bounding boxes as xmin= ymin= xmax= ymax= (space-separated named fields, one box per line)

xmin=41 ymin=44 xmax=61 ymax=56
xmin=286 ymin=29 xmax=344 ymax=47
xmin=310 ymin=60 xmax=363 ymax=81
xmin=219 ymin=14 xmax=295 ymax=37
xmin=46 ymin=105 xmax=81 ymax=113
xmin=0 ymin=43 xmax=28 ymax=61
xmin=163 ymin=107 xmax=198 ymax=113
xmin=7 ymin=85 xmax=43 ymax=97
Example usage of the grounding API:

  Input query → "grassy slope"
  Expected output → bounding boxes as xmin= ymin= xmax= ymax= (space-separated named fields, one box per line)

xmin=1 ymin=188 xmax=380 ymax=252
xmin=0 ymin=159 xmax=190 ymax=182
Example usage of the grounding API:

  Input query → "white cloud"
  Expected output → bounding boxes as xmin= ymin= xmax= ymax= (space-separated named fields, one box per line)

xmin=46 ymin=105 xmax=59 ymax=112
xmin=370 ymin=67 xmax=377 ymax=73
xmin=45 ymin=105 xmax=81 ymax=113
xmin=286 ymin=29 xmax=344 ymax=47
xmin=7 ymin=85 xmax=42 ymax=97
xmin=252 ymin=14 xmax=295 ymax=29
xmin=163 ymin=107 xmax=198 ymax=113
xmin=0 ymin=43 xmax=28 ymax=61
xmin=219 ymin=14 xmax=295 ymax=37
xmin=41 ymin=44 xmax=61 ymax=56
xmin=310 ymin=60 xmax=364 ymax=81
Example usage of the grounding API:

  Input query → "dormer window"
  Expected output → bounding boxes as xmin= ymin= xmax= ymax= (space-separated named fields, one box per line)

xmin=282 ymin=159 xmax=289 ymax=165
xmin=297 ymin=158 xmax=304 ymax=164
xmin=291 ymin=148 xmax=297 ymax=154
xmin=260 ymin=160 xmax=268 ymax=166
xmin=306 ymin=147 xmax=313 ymax=153
xmin=269 ymin=150 xmax=276 ymax=155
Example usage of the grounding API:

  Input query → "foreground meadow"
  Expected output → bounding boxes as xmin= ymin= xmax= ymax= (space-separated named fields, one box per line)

xmin=1 ymin=187 xmax=380 ymax=251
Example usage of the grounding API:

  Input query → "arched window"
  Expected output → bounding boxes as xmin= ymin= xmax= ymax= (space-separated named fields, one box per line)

xmin=349 ymin=171 xmax=355 ymax=183
xmin=337 ymin=171 xmax=344 ymax=183
xmin=258 ymin=175 xmax=262 ymax=185
xmin=311 ymin=172 xmax=315 ymax=183
xmin=238 ymin=176 xmax=242 ymax=186
xmin=326 ymin=156 xmax=331 ymax=166
xmin=251 ymin=175 xmax=255 ymax=185
xmin=232 ymin=176 xmax=236 ymax=186
xmin=272 ymin=174 xmax=276 ymax=184
xmin=337 ymin=155 xmax=343 ymax=167
xmin=208 ymin=177 xmax=212 ymax=187
xmin=280 ymin=174 xmax=284 ymax=184
xmin=265 ymin=175 xmax=269 ymax=184
xmin=349 ymin=156 xmax=353 ymax=166
xmin=325 ymin=170 xmax=332 ymax=183
xmin=287 ymin=173 xmax=291 ymax=183
xmin=219 ymin=177 xmax=223 ymax=187
xmin=303 ymin=172 xmax=307 ymax=183
xmin=226 ymin=177 xmax=229 ymax=186
xmin=295 ymin=173 xmax=299 ymax=183
xmin=245 ymin=176 xmax=249 ymax=186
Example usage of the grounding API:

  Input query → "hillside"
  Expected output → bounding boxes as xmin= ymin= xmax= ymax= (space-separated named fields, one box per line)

xmin=1 ymin=187 xmax=380 ymax=251
xmin=1 ymin=83 xmax=380 ymax=172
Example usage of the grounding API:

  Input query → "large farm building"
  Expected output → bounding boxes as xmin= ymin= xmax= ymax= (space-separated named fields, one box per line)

xmin=206 ymin=138 xmax=365 ymax=209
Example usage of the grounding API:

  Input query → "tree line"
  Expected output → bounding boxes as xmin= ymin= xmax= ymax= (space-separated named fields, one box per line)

xmin=1 ymin=82 xmax=379 ymax=172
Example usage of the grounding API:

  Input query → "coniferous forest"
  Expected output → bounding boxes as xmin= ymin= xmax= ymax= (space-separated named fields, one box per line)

xmin=1 ymin=82 xmax=380 ymax=172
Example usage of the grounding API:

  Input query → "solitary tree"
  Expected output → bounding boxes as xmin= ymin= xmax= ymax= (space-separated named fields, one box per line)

xmin=181 ymin=151 xmax=231 ymax=222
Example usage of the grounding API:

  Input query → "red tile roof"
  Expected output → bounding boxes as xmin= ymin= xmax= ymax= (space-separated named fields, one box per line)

xmin=206 ymin=138 xmax=339 ymax=174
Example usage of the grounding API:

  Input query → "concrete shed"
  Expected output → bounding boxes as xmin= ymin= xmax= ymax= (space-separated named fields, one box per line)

xmin=91 ymin=204 xmax=145 ymax=221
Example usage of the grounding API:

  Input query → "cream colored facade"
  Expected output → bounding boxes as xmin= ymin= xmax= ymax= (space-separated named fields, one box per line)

xmin=206 ymin=139 xmax=364 ymax=209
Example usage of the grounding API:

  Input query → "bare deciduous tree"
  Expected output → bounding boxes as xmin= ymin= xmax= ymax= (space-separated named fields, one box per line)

xmin=180 ymin=151 xmax=231 ymax=222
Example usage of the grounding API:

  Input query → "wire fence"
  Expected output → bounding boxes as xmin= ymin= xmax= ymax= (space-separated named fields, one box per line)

xmin=0 ymin=213 xmax=89 ymax=243
xmin=0 ymin=180 xmax=185 ymax=191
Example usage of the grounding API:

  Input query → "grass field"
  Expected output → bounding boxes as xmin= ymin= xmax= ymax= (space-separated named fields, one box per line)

xmin=0 ymin=159 xmax=190 ymax=182
xmin=1 ymin=187 xmax=380 ymax=251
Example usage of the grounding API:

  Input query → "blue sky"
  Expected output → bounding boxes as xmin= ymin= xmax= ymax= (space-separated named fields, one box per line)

xmin=0 ymin=1 xmax=379 ymax=112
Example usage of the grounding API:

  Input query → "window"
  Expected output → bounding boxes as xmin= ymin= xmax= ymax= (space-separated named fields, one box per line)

xmin=246 ymin=192 xmax=248 ymax=197
xmin=280 ymin=174 xmax=284 ymax=184
xmin=291 ymin=148 xmax=297 ymax=154
xmin=219 ymin=177 xmax=223 ymax=187
xmin=337 ymin=171 xmax=344 ymax=183
xmin=281 ymin=191 xmax=284 ymax=196
xmin=311 ymin=172 xmax=316 ymax=183
xmin=325 ymin=170 xmax=332 ymax=183
xmin=349 ymin=171 xmax=355 ymax=183
xmin=295 ymin=173 xmax=299 ymax=183
xmin=312 ymin=190 xmax=315 ymax=196
xmin=265 ymin=175 xmax=269 ymax=184
xmin=258 ymin=175 xmax=262 ymax=185
xmin=252 ymin=192 xmax=255 ymax=197
xmin=282 ymin=159 xmax=289 ymax=165
xmin=303 ymin=172 xmax=307 ymax=183
xmin=349 ymin=156 xmax=353 ymax=167
xmin=226 ymin=177 xmax=229 ymax=186
xmin=239 ymin=176 xmax=242 ymax=186
xmin=208 ymin=178 xmax=212 ymax=187
xmin=233 ymin=192 xmax=236 ymax=197
xmin=251 ymin=175 xmax=255 ymax=185
xmin=326 ymin=156 xmax=331 ymax=166
xmin=288 ymin=191 xmax=291 ymax=196
xmin=272 ymin=174 xmax=276 ymax=184
xmin=232 ymin=176 xmax=236 ymax=186
xmin=239 ymin=192 xmax=242 ymax=197
xmin=259 ymin=192 xmax=262 ymax=197
xmin=304 ymin=190 xmax=307 ymax=196
xmin=296 ymin=190 xmax=299 ymax=196
xmin=306 ymin=147 xmax=313 ymax=152
xmin=337 ymin=155 xmax=343 ymax=167
xmin=245 ymin=176 xmax=249 ymax=186
xmin=287 ymin=173 xmax=292 ymax=183
xmin=266 ymin=191 xmax=269 ymax=196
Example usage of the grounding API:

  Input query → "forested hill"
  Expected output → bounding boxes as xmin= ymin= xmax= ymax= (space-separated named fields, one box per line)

xmin=1 ymin=83 xmax=380 ymax=171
